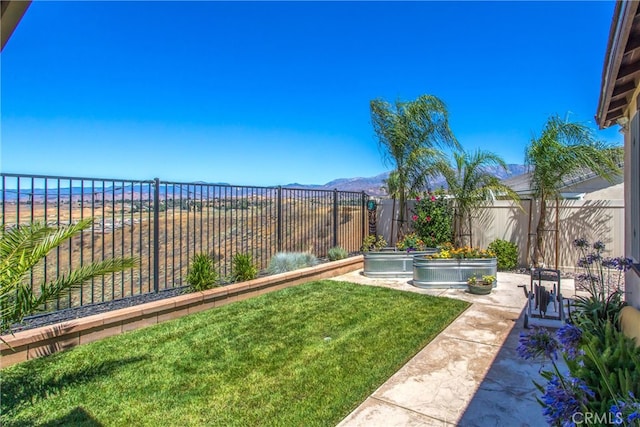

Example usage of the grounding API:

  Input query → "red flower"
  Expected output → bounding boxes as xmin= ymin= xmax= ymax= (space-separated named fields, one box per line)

xmin=426 ymin=216 xmax=431 ymax=222
xmin=412 ymin=215 xmax=418 ymax=221
xmin=416 ymin=196 xmax=421 ymax=201
xmin=430 ymin=196 xmax=436 ymax=202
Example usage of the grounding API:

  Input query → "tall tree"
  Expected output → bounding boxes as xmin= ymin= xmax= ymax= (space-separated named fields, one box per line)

xmin=526 ymin=115 xmax=623 ymax=266
xmin=436 ymin=149 xmax=520 ymax=247
xmin=371 ymin=94 xmax=458 ymax=242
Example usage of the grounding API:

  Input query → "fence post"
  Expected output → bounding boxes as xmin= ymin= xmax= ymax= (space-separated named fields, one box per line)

xmin=333 ymin=189 xmax=338 ymax=248
xmin=361 ymin=191 xmax=367 ymax=244
xmin=153 ymin=178 xmax=160 ymax=293
xmin=277 ymin=186 xmax=282 ymax=252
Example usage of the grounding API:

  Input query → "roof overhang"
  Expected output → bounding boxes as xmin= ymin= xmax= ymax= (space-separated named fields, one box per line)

xmin=596 ymin=1 xmax=640 ymax=129
xmin=1 ymin=0 xmax=31 ymax=52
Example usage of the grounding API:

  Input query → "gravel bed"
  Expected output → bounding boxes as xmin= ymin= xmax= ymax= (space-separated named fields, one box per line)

xmin=6 ymin=257 xmax=348 ymax=334
xmin=11 ymin=286 xmax=189 ymax=333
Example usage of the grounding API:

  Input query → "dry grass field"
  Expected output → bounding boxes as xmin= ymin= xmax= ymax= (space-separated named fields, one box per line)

xmin=2 ymin=196 xmax=364 ymax=311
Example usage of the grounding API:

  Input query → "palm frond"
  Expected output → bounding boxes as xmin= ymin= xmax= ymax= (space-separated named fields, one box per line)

xmin=30 ymin=258 xmax=137 ymax=310
xmin=0 ymin=220 xmax=137 ymax=334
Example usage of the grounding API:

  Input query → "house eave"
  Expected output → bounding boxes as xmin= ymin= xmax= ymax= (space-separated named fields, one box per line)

xmin=1 ymin=0 xmax=31 ymax=52
xmin=596 ymin=1 xmax=640 ymax=129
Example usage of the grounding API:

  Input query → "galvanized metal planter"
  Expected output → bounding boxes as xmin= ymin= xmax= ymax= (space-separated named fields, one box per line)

xmin=412 ymin=257 xmax=498 ymax=289
xmin=363 ymin=249 xmax=438 ymax=278
xmin=467 ymin=283 xmax=493 ymax=295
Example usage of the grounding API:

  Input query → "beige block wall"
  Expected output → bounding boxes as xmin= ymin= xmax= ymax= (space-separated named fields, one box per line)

xmin=375 ymin=198 xmax=625 ymax=271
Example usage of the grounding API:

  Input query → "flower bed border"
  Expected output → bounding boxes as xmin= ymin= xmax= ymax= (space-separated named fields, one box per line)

xmin=0 ymin=256 xmax=363 ymax=368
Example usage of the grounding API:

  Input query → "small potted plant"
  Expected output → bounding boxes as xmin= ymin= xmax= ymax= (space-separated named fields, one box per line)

xmin=467 ymin=274 xmax=495 ymax=295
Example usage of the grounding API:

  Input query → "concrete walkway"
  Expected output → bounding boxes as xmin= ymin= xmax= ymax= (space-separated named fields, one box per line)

xmin=330 ymin=270 xmax=574 ymax=427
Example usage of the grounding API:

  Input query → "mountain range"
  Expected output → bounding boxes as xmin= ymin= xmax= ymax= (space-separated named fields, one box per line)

xmin=288 ymin=164 xmax=528 ymax=196
xmin=3 ymin=164 xmax=528 ymax=201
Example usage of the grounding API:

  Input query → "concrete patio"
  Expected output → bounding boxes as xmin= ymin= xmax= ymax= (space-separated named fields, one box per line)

xmin=331 ymin=270 xmax=575 ymax=427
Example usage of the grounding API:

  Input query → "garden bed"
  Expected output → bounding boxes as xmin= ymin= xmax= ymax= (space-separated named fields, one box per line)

xmin=412 ymin=257 xmax=498 ymax=289
xmin=363 ymin=248 xmax=437 ymax=278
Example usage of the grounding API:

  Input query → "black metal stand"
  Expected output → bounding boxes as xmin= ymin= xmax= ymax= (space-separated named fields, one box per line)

xmin=519 ymin=268 xmax=567 ymax=329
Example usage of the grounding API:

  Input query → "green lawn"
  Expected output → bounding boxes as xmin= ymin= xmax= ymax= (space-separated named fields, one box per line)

xmin=1 ymin=280 xmax=469 ymax=426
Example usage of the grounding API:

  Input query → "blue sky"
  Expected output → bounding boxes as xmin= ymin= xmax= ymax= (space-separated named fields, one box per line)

xmin=1 ymin=1 xmax=622 ymax=186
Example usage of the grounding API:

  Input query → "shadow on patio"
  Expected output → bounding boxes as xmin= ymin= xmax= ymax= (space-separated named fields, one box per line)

xmin=335 ymin=271 xmax=570 ymax=426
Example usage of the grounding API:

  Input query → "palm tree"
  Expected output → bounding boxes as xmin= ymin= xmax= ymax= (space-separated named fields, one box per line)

xmin=371 ymin=94 xmax=459 ymax=242
xmin=1 ymin=218 xmax=136 ymax=336
xmin=526 ymin=115 xmax=623 ymax=267
xmin=436 ymin=149 xmax=520 ymax=247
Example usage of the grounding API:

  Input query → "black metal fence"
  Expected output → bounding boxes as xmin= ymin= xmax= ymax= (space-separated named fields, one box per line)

xmin=1 ymin=173 xmax=367 ymax=312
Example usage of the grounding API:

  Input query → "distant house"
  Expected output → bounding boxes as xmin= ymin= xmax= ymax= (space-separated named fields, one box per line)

xmin=501 ymin=167 xmax=624 ymax=200
xmin=596 ymin=0 xmax=640 ymax=308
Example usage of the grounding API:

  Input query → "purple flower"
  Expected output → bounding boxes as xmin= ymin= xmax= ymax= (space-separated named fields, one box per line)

xmin=592 ymin=240 xmax=606 ymax=251
xmin=577 ymin=253 xmax=602 ymax=267
xmin=573 ymin=238 xmax=589 ymax=248
xmin=614 ymin=257 xmax=634 ymax=272
xmin=556 ymin=324 xmax=582 ymax=360
xmin=517 ymin=327 xmax=559 ymax=361
xmin=541 ymin=375 xmax=594 ymax=426
xmin=610 ymin=392 xmax=640 ymax=424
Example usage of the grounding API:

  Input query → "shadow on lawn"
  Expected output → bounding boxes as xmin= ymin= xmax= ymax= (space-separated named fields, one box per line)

xmin=6 ymin=407 xmax=103 ymax=427
xmin=1 ymin=355 xmax=148 ymax=421
xmin=34 ymin=407 xmax=103 ymax=427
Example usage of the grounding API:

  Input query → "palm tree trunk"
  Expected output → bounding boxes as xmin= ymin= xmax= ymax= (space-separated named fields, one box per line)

xmin=534 ymin=198 xmax=547 ymax=267
xmin=397 ymin=190 xmax=406 ymax=242
xmin=390 ymin=197 xmax=396 ymax=246
xmin=468 ymin=211 xmax=473 ymax=248
xmin=454 ymin=209 xmax=463 ymax=247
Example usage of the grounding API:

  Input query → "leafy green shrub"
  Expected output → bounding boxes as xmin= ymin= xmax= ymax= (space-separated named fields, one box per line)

xmin=571 ymin=238 xmax=632 ymax=338
xmin=361 ymin=235 xmax=387 ymax=252
xmin=328 ymin=246 xmax=348 ymax=261
xmin=570 ymin=321 xmax=640 ymax=414
xmin=231 ymin=253 xmax=258 ymax=282
xmin=518 ymin=322 xmax=640 ymax=424
xmin=267 ymin=252 xmax=318 ymax=275
xmin=487 ymin=238 xmax=518 ymax=270
xmin=516 ymin=238 xmax=638 ymax=423
xmin=411 ymin=190 xmax=453 ymax=247
xmin=186 ymin=253 xmax=218 ymax=292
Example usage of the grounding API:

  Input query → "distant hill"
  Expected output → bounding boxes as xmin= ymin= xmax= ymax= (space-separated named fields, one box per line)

xmin=289 ymin=164 xmax=528 ymax=196
xmin=4 ymin=165 xmax=528 ymax=201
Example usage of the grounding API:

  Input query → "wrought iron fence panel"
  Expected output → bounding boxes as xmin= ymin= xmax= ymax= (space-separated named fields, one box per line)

xmin=1 ymin=173 xmax=367 ymax=314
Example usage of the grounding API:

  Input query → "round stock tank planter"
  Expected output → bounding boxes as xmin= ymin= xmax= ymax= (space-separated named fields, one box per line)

xmin=363 ymin=248 xmax=438 ymax=278
xmin=412 ymin=257 xmax=498 ymax=289
xmin=467 ymin=282 xmax=493 ymax=295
